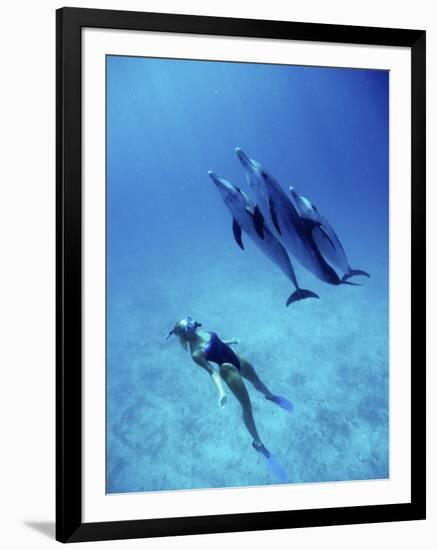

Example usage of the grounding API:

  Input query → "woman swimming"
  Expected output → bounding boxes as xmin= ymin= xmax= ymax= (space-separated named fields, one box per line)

xmin=166 ymin=316 xmax=293 ymax=458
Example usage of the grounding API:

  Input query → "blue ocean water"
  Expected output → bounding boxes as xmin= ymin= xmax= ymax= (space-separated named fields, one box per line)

xmin=106 ymin=55 xmax=389 ymax=493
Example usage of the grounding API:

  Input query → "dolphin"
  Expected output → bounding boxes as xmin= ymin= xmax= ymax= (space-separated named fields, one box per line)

xmin=208 ymin=170 xmax=319 ymax=306
xmin=289 ymin=186 xmax=370 ymax=282
xmin=235 ymin=148 xmax=359 ymax=287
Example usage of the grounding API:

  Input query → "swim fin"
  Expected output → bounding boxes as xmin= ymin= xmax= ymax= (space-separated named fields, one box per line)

xmin=286 ymin=289 xmax=319 ymax=306
xmin=265 ymin=454 xmax=289 ymax=483
xmin=252 ymin=442 xmax=289 ymax=483
xmin=266 ymin=395 xmax=294 ymax=412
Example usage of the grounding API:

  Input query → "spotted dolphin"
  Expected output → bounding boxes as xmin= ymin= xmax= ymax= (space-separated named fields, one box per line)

xmin=208 ymin=170 xmax=319 ymax=306
xmin=289 ymin=186 xmax=370 ymax=283
xmin=235 ymin=148 xmax=359 ymax=287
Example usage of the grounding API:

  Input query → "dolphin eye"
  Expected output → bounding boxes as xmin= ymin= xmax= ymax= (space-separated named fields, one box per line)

xmin=235 ymin=186 xmax=243 ymax=194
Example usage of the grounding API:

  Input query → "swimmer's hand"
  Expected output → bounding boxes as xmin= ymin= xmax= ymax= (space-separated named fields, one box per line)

xmin=219 ymin=394 xmax=228 ymax=408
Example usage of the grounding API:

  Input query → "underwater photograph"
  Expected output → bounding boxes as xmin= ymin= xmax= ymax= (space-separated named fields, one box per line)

xmin=106 ymin=55 xmax=389 ymax=494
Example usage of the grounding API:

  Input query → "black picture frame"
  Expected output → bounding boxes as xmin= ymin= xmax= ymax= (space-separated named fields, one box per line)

xmin=56 ymin=6 xmax=426 ymax=543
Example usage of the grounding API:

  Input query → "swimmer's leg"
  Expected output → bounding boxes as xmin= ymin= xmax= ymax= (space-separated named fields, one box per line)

xmin=240 ymin=358 xmax=294 ymax=412
xmin=219 ymin=362 xmax=264 ymax=447
xmin=239 ymin=358 xmax=275 ymax=398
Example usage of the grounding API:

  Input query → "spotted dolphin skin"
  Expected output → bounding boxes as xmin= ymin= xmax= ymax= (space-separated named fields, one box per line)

xmin=208 ymin=170 xmax=319 ymax=306
xmin=235 ymin=148 xmax=359 ymax=287
xmin=289 ymin=186 xmax=370 ymax=283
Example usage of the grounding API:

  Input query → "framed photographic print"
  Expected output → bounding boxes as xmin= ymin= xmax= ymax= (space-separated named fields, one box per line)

xmin=56 ymin=7 xmax=426 ymax=543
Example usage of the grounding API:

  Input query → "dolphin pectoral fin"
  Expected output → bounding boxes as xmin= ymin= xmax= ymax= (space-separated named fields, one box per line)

xmin=253 ymin=206 xmax=265 ymax=239
xmin=232 ymin=219 xmax=244 ymax=250
xmin=268 ymin=198 xmax=282 ymax=235
xmin=342 ymin=269 xmax=370 ymax=282
xmin=316 ymin=225 xmax=336 ymax=251
xmin=305 ymin=218 xmax=336 ymax=251
xmin=286 ymin=289 xmax=319 ymax=306
xmin=340 ymin=279 xmax=363 ymax=286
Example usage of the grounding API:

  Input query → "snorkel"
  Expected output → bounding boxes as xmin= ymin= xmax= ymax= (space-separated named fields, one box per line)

xmin=165 ymin=316 xmax=202 ymax=340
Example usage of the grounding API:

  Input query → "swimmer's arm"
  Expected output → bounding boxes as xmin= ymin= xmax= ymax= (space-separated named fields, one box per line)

xmin=222 ymin=337 xmax=240 ymax=345
xmin=192 ymin=351 xmax=227 ymax=407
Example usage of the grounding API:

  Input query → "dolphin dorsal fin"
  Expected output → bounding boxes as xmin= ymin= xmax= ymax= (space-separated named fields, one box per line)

xmin=253 ymin=206 xmax=265 ymax=240
xmin=232 ymin=218 xmax=244 ymax=250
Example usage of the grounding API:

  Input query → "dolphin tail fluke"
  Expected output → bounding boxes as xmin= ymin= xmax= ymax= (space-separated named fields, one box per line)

xmin=342 ymin=269 xmax=370 ymax=282
xmin=286 ymin=289 xmax=319 ymax=306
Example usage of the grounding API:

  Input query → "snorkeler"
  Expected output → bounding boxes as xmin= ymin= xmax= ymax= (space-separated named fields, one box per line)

xmin=165 ymin=317 xmax=293 ymax=459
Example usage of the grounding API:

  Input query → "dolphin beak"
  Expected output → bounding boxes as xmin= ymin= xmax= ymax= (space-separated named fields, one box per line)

xmin=208 ymin=170 xmax=220 ymax=186
xmin=235 ymin=147 xmax=252 ymax=171
xmin=208 ymin=170 xmax=226 ymax=191
xmin=208 ymin=171 xmax=234 ymax=200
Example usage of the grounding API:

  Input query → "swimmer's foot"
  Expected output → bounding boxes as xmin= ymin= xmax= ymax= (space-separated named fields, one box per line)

xmin=252 ymin=440 xmax=271 ymax=458
xmin=266 ymin=395 xmax=294 ymax=412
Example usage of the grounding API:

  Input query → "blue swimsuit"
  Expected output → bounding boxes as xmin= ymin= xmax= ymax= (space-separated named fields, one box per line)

xmin=204 ymin=332 xmax=241 ymax=370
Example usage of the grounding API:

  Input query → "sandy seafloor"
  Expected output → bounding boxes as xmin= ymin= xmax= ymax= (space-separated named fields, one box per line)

xmin=106 ymin=56 xmax=389 ymax=493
